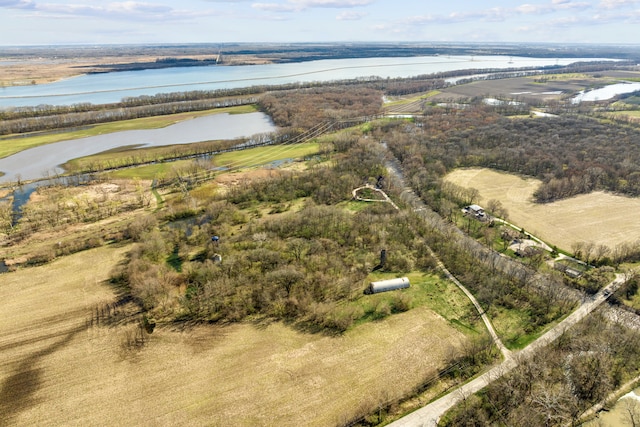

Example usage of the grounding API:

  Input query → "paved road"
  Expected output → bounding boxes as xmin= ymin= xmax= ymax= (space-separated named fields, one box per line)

xmin=388 ymin=274 xmax=625 ymax=427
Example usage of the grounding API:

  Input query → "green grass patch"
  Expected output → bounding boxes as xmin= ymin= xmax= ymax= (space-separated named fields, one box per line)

xmin=105 ymin=142 xmax=320 ymax=179
xmin=384 ymin=90 xmax=441 ymax=108
xmin=624 ymin=293 xmax=640 ymax=310
xmin=151 ymin=187 xmax=164 ymax=210
xmin=351 ymin=271 xmax=481 ymax=334
xmin=527 ymin=73 xmax=591 ymax=81
xmin=341 ymin=200 xmax=373 ymax=212
xmin=212 ymin=142 xmax=320 ymax=169
xmin=607 ymin=110 xmax=640 ymax=118
xmin=0 ymin=105 xmax=258 ymax=159
xmin=166 ymin=246 xmax=183 ymax=272
xmin=489 ymin=306 xmax=534 ymax=349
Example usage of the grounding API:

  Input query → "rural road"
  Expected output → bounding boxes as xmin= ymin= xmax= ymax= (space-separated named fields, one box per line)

xmin=381 ymin=154 xmax=625 ymax=426
xmin=387 ymin=274 xmax=625 ymax=427
xmin=425 ymin=246 xmax=511 ymax=360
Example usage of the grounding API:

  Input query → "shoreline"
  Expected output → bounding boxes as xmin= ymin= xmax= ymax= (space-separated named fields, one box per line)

xmin=3 ymin=42 xmax=634 ymax=88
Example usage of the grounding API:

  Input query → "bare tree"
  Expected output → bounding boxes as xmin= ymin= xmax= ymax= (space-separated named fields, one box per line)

xmin=622 ymin=398 xmax=640 ymax=427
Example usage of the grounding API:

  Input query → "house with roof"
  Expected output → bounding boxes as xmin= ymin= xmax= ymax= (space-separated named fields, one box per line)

xmin=463 ymin=204 xmax=486 ymax=219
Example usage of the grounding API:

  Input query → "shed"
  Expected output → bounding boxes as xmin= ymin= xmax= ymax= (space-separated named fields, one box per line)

xmin=365 ymin=277 xmax=410 ymax=294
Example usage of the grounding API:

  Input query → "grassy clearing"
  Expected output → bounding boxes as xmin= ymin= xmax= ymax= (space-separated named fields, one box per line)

xmin=0 ymin=105 xmax=258 ymax=159
xmin=212 ymin=142 xmax=320 ymax=169
xmin=103 ymin=142 xmax=320 ymax=180
xmin=352 ymin=271 xmax=483 ymax=335
xmin=527 ymin=73 xmax=591 ymax=81
xmin=0 ymin=244 xmax=467 ymax=427
xmin=490 ymin=306 xmax=549 ymax=349
xmin=622 ymin=292 xmax=640 ymax=311
xmin=607 ymin=110 xmax=640 ymax=118
xmin=383 ymin=90 xmax=441 ymax=107
xmin=445 ymin=167 xmax=640 ymax=250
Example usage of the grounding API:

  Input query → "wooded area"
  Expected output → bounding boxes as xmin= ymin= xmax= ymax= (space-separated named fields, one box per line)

xmin=441 ymin=312 xmax=640 ymax=426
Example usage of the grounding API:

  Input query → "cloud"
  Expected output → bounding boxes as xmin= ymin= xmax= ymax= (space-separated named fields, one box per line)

xmin=516 ymin=1 xmax=591 ymax=15
xmin=252 ymin=0 xmax=372 ymax=13
xmin=252 ymin=2 xmax=298 ymax=12
xmin=0 ymin=0 xmax=35 ymax=8
xmin=289 ymin=0 xmax=373 ymax=7
xmin=388 ymin=1 xmax=595 ymax=29
xmin=336 ymin=10 xmax=366 ymax=20
xmin=599 ymin=0 xmax=640 ymax=8
xmin=16 ymin=1 xmax=206 ymax=21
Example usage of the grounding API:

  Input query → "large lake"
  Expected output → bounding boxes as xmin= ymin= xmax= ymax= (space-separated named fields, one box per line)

xmin=0 ymin=55 xmax=606 ymax=108
xmin=0 ymin=112 xmax=275 ymax=183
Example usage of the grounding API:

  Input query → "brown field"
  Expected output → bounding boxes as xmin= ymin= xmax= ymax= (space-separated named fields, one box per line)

xmin=445 ymin=168 xmax=640 ymax=250
xmin=0 ymin=55 xmax=153 ymax=86
xmin=437 ymin=70 xmax=640 ymax=104
xmin=0 ymin=244 xmax=466 ymax=426
xmin=435 ymin=74 xmax=605 ymax=103
xmin=0 ymin=54 xmax=271 ymax=87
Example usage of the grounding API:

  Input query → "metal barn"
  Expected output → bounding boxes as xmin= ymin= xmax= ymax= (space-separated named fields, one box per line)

xmin=365 ymin=277 xmax=410 ymax=294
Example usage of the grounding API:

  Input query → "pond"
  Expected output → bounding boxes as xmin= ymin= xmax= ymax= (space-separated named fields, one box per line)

xmin=0 ymin=111 xmax=275 ymax=183
xmin=572 ymin=81 xmax=640 ymax=103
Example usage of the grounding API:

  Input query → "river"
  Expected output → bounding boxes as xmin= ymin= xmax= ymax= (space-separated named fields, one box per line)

xmin=0 ymin=55 xmax=607 ymax=108
xmin=0 ymin=112 xmax=275 ymax=183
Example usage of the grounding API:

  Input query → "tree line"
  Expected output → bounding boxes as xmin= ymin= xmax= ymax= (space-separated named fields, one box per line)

xmin=381 ymin=105 xmax=640 ymax=203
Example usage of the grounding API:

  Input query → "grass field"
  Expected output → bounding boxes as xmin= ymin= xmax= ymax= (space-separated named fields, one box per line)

xmin=0 ymin=105 xmax=258 ymax=159
xmin=0 ymin=244 xmax=467 ymax=426
xmin=383 ymin=91 xmax=441 ymax=107
xmin=445 ymin=168 xmax=640 ymax=251
xmin=213 ymin=142 xmax=320 ymax=169
xmin=102 ymin=142 xmax=321 ymax=180
xmin=606 ymin=110 xmax=640 ymax=121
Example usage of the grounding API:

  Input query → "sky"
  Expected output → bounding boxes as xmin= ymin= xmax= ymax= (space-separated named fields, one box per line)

xmin=0 ymin=0 xmax=639 ymax=46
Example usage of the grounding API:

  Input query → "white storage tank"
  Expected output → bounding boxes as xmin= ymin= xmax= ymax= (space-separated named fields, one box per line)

xmin=365 ymin=277 xmax=410 ymax=294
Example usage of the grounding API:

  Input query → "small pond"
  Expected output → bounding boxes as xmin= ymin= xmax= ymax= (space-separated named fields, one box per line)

xmin=572 ymin=81 xmax=640 ymax=103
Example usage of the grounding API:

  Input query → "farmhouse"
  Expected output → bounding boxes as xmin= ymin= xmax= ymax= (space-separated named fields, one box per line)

xmin=463 ymin=204 xmax=486 ymax=219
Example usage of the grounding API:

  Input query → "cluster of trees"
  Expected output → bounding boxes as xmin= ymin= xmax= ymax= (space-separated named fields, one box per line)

xmin=115 ymin=138 xmax=428 ymax=332
xmin=441 ymin=312 xmax=640 ymax=426
xmin=114 ymin=128 xmax=576 ymax=341
xmin=258 ymin=86 xmax=383 ymax=128
xmin=381 ymin=105 xmax=640 ymax=204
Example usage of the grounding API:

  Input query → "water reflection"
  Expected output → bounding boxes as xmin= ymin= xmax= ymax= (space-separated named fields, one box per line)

xmin=0 ymin=112 xmax=275 ymax=183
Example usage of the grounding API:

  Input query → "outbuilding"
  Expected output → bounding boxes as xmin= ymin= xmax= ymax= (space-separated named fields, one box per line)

xmin=364 ymin=277 xmax=410 ymax=294
xmin=464 ymin=204 xmax=485 ymax=217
